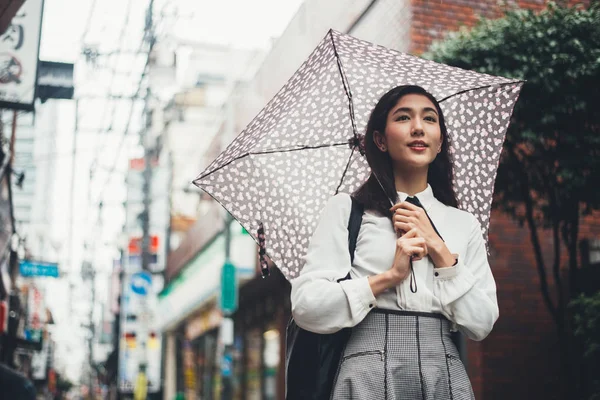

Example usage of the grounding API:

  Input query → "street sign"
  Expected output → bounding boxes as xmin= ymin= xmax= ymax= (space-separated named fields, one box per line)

xmin=221 ymin=353 xmax=233 ymax=377
xmin=128 ymin=236 xmax=159 ymax=255
xmin=131 ymin=272 xmax=152 ymax=296
xmin=19 ymin=261 xmax=59 ymax=278
xmin=220 ymin=261 xmax=237 ymax=315
xmin=37 ymin=61 xmax=74 ymax=101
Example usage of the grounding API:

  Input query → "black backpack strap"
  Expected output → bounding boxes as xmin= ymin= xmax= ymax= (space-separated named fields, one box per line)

xmin=336 ymin=196 xmax=364 ymax=284
xmin=348 ymin=196 xmax=364 ymax=264
xmin=285 ymin=196 xmax=364 ymax=400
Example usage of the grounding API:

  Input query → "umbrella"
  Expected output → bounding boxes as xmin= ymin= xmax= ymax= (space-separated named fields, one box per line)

xmin=193 ymin=29 xmax=524 ymax=280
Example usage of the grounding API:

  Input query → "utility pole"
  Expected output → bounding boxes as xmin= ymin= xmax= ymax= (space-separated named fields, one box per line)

xmin=141 ymin=92 xmax=152 ymax=274
xmin=140 ymin=0 xmax=155 ymax=274
xmin=140 ymin=0 xmax=155 ymax=275
xmin=135 ymin=1 xmax=155 ymax=399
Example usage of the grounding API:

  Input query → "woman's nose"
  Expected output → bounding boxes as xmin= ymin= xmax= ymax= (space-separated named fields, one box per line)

xmin=411 ymin=119 xmax=424 ymax=135
xmin=411 ymin=125 xmax=424 ymax=136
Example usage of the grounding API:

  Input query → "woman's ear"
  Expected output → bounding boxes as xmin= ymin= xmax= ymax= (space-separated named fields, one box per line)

xmin=373 ymin=131 xmax=387 ymax=152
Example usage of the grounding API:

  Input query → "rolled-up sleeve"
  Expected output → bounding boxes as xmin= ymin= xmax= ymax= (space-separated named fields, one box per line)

xmin=433 ymin=213 xmax=499 ymax=341
xmin=290 ymin=194 xmax=376 ymax=334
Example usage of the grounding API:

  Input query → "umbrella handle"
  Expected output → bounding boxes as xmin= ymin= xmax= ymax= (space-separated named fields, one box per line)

xmin=257 ymin=222 xmax=270 ymax=278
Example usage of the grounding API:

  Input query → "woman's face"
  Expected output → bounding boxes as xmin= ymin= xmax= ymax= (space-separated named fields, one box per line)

xmin=374 ymin=93 xmax=443 ymax=170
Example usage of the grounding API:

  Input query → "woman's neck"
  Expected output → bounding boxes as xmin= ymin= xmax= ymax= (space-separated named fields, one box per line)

xmin=393 ymin=167 xmax=428 ymax=196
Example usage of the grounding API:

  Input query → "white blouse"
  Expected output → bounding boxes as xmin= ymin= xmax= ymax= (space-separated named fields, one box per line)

xmin=290 ymin=185 xmax=499 ymax=341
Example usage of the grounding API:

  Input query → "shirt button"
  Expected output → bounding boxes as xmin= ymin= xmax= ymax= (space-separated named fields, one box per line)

xmin=434 ymin=272 xmax=439 ymax=277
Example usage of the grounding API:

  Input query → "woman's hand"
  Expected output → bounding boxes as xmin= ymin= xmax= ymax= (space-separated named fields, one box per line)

xmin=390 ymin=201 xmax=457 ymax=268
xmin=369 ymin=228 xmax=428 ymax=296
xmin=390 ymin=228 xmax=427 ymax=279
xmin=391 ymin=201 xmax=441 ymax=247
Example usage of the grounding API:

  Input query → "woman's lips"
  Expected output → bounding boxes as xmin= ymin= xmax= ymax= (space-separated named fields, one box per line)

xmin=408 ymin=145 xmax=428 ymax=152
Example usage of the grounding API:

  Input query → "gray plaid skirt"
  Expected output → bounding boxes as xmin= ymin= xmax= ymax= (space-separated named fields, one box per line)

xmin=331 ymin=309 xmax=475 ymax=400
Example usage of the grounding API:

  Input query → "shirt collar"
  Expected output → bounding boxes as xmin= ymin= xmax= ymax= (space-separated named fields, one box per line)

xmin=396 ymin=184 xmax=436 ymax=211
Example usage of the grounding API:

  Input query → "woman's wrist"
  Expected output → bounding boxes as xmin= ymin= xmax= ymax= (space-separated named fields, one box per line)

xmin=369 ymin=270 xmax=405 ymax=297
xmin=429 ymin=239 xmax=456 ymax=268
xmin=433 ymin=254 xmax=458 ymax=269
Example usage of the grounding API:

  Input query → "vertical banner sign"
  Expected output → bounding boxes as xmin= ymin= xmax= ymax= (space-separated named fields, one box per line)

xmin=26 ymin=285 xmax=44 ymax=342
xmin=220 ymin=261 xmax=237 ymax=315
xmin=0 ymin=0 xmax=44 ymax=111
xmin=118 ymin=272 xmax=163 ymax=394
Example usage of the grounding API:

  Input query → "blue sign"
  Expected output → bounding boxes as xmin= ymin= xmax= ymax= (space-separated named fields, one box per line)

xmin=130 ymin=271 xmax=152 ymax=296
xmin=19 ymin=261 xmax=59 ymax=278
xmin=221 ymin=353 xmax=233 ymax=377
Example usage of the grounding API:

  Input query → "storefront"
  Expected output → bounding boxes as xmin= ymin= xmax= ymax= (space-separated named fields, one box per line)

xmin=176 ymin=306 xmax=222 ymax=400
xmin=158 ymin=223 xmax=256 ymax=400
xmin=159 ymin=219 xmax=292 ymax=400
xmin=175 ymin=268 xmax=290 ymax=400
xmin=233 ymin=268 xmax=290 ymax=400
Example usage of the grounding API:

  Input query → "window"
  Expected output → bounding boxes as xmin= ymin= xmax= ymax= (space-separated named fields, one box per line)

xmin=581 ymin=238 xmax=600 ymax=268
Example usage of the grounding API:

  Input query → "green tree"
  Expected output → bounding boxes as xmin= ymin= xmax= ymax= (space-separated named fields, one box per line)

xmin=571 ymin=292 xmax=600 ymax=400
xmin=426 ymin=3 xmax=600 ymax=399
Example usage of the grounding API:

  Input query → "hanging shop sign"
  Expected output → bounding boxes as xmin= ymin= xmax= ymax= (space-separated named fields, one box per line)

xmin=0 ymin=0 xmax=44 ymax=111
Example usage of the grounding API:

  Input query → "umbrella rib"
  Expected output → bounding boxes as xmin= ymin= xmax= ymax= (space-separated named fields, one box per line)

xmin=248 ymin=142 xmax=348 ymax=156
xmin=195 ymin=143 xmax=349 ymax=181
xmin=330 ymin=30 xmax=359 ymax=139
xmin=438 ymin=80 xmax=526 ymax=103
xmin=335 ymin=145 xmax=357 ymax=195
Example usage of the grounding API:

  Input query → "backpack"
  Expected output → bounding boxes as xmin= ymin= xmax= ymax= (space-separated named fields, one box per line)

xmin=285 ymin=196 xmax=364 ymax=400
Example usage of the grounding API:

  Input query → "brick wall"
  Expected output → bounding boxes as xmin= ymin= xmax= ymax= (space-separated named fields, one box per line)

xmin=409 ymin=0 xmax=586 ymax=55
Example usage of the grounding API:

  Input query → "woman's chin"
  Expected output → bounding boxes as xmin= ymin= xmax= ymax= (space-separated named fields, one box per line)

xmin=392 ymin=157 xmax=433 ymax=170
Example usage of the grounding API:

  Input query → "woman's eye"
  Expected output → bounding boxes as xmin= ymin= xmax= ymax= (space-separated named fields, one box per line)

xmin=396 ymin=115 xmax=409 ymax=121
xmin=425 ymin=116 xmax=437 ymax=122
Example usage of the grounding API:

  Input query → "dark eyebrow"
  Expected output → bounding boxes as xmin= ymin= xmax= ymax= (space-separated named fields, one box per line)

xmin=392 ymin=107 xmax=438 ymax=116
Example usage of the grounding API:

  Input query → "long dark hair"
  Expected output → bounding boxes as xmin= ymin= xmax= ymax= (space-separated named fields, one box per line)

xmin=353 ymin=85 xmax=458 ymax=218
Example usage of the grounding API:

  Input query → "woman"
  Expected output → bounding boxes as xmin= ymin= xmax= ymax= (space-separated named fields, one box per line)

xmin=290 ymin=85 xmax=498 ymax=399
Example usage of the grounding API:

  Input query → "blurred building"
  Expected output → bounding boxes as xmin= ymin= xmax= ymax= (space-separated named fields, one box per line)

xmin=0 ymin=1 xmax=77 ymax=396
xmin=11 ymin=101 xmax=61 ymax=259
xmin=2 ymin=99 xmax=68 ymax=397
